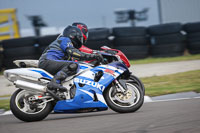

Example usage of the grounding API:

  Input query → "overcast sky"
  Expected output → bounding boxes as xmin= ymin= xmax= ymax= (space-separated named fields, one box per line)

xmin=0 ymin=0 xmax=160 ymax=29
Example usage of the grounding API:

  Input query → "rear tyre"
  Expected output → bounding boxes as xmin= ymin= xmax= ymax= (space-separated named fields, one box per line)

xmin=104 ymin=82 xmax=144 ymax=113
xmin=10 ymin=89 xmax=53 ymax=122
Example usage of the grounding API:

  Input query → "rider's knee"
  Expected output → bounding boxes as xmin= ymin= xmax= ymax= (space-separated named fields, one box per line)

xmin=68 ymin=63 xmax=79 ymax=72
xmin=62 ymin=62 xmax=78 ymax=73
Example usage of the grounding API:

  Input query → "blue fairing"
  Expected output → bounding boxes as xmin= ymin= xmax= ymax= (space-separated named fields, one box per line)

xmin=54 ymin=88 xmax=108 ymax=112
xmin=53 ymin=62 xmax=126 ymax=112
xmin=29 ymin=62 xmax=126 ymax=112
xmin=53 ymin=64 xmax=126 ymax=112
xmin=54 ymin=69 xmax=116 ymax=112
xmin=108 ymin=61 xmax=129 ymax=72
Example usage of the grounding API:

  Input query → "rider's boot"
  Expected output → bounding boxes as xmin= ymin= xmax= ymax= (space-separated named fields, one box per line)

xmin=47 ymin=71 xmax=68 ymax=92
xmin=47 ymin=63 xmax=78 ymax=92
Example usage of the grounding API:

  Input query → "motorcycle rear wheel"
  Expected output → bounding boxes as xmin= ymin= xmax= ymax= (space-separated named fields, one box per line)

xmin=10 ymin=89 xmax=53 ymax=122
xmin=104 ymin=82 xmax=144 ymax=113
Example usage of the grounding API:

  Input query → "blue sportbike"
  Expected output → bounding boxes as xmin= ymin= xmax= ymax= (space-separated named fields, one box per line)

xmin=4 ymin=46 xmax=145 ymax=122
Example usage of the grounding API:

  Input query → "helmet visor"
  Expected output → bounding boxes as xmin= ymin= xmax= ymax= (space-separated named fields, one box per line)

xmin=77 ymin=24 xmax=88 ymax=42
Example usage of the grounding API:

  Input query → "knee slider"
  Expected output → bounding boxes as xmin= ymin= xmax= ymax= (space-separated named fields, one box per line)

xmin=68 ymin=63 xmax=78 ymax=71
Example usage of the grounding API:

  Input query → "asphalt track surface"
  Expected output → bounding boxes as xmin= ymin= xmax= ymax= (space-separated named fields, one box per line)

xmin=1 ymin=98 xmax=200 ymax=133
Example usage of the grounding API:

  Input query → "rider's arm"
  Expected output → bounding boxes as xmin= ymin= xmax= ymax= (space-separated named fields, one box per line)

xmin=58 ymin=37 xmax=102 ymax=61
xmin=66 ymin=47 xmax=102 ymax=61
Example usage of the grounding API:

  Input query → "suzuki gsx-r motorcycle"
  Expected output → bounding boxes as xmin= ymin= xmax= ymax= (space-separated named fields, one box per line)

xmin=4 ymin=46 xmax=145 ymax=122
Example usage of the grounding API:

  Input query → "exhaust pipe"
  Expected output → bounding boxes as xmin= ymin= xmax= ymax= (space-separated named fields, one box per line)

xmin=14 ymin=80 xmax=62 ymax=101
xmin=14 ymin=80 xmax=47 ymax=92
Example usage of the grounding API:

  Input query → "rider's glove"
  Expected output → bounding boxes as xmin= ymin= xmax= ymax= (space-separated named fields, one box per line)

xmin=94 ymin=54 xmax=104 ymax=63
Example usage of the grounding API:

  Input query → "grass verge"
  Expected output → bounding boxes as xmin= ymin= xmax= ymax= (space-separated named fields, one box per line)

xmin=141 ymin=70 xmax=200 ymax=97
xmin=130 ymin=54 xmax=200 ymax=65
xmin=0 ymin=95 xmax=11 ymax=98
xmin=0 ymin=99 xmax=10 ymax=111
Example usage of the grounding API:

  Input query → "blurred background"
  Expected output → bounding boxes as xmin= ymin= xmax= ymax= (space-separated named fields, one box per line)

xmin=1 ymin=0 xmax=200 ymax=36
xmin=0 ymin=0 xmax=200 ymax=69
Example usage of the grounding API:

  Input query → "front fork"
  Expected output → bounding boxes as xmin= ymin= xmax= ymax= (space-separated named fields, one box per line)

xmin=111 ymin=80 xmax=128 ymax=97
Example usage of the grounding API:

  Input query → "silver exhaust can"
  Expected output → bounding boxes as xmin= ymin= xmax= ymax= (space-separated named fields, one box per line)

xmin=15 ymin=80 xmax=47 ymax=92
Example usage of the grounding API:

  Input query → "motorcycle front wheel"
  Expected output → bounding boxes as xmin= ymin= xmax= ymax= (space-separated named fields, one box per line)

xmin=129 ymin=75 xmax=145 ymax=95
xmin=10 ymin=89 xmax=53 ymax=122
xmin=104 ymin=82 xmax=144 ymax=113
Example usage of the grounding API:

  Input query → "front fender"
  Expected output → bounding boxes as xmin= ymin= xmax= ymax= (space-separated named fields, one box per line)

xmin=108 ymin=62 xmax=131 ymax=79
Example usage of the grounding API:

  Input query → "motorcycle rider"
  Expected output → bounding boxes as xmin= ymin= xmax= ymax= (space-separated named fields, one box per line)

xmin=72 ymin=22 xmax=94 ymax=54
xmin=38 ymin=25 xmax=103 ymax=91
xmin=72 ymin=22 xmax=88 ymax=45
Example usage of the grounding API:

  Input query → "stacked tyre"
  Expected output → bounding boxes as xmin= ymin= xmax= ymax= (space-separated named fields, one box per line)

xmin=183 ymin=22 xmax=200 ymax=54
xmin=2 ymin=37 xmax=39 ymax=69
xmin=36 ymin=34 xmax=59 ymax=55
xmin=148 ymin=23 xmax=185 ymax=57
xmin=113 ymin=27 xmax=149 ymax=59
xmin=86 ymin=28 xmax=112 ymax=50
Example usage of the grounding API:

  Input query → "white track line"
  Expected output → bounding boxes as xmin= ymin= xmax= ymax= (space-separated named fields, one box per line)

xmin=148 ymin=97 xmax=200 ymax=103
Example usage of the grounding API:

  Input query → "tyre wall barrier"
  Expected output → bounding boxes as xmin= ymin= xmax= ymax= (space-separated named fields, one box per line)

xmin=183 ymin=22 xmax=200 ymax=54
xmin=36 ymin=34 xmax=59 ymax=55
xmin=113 ymin=26 xmax=149 ymax=59
xmin=86 ymin=28 xmax=112 ymax=50
xmin=1 ymin=22 xmax=200 ymax=69
xmin=1 ymin=37 xmax=40 ymax=69
xmin=148 ymin=23 xmax=186 ymax=57
xmin=1 ymin=35 xmax=59 ymax=69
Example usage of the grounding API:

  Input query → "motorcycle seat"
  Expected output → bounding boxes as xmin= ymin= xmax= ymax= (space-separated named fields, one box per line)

xmin=13 ymin=60 xmax=39 ymax=68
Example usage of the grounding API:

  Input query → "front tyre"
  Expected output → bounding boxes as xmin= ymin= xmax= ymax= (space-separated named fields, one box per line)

xmin=104 ymin=82 xmax=144 ymax=113
xmin=129 ymin=75 xmax=145 ymax=95
xmin=10 ymin=89 xmax=53 ymax=122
